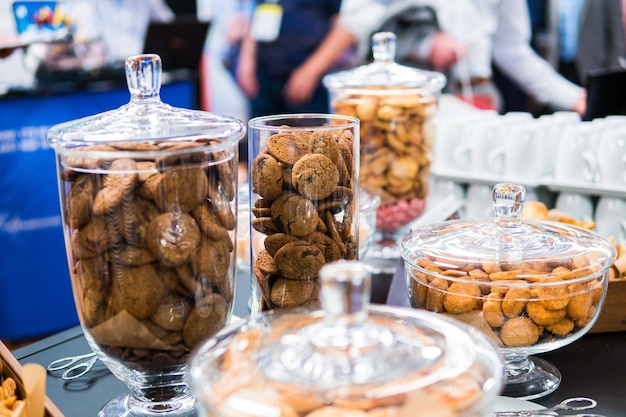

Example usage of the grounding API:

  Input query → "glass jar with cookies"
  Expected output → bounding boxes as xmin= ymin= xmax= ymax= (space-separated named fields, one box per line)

xmin=400 ymin=183 xmax=616 ymax=400
xmin=323 ymin=32 xmax=446 ymax=268
xmin=189 ymin=260 xmax=503 ymax=417
xmin=247 ymin=114 xmax=360 ymax=314
xmin=47 ymin=54 xmax=245 ymax=417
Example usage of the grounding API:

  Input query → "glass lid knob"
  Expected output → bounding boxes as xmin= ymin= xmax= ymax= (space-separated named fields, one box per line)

xmin=493 ymin=183 xmax=525 ymax=227
xmin=125 ymin=54 xmax=162 ymax=101
xmin=371 ymin=32 xmax=396 ymax=63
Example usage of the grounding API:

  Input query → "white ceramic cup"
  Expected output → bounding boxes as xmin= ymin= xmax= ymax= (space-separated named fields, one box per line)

xmin=554 ymin=192 xmax=594 ymax=221
xmin=502 ymin=122 xmax=546 ymax=182
xmin=554 ymin=123 xmax=599 ymax=184
xmin=594 ymin=197 xmax=626 ymax=242
xmin=469 ymin=119 xmax=506 ymax=177
xmin=596 ymin=129 xmax=626 ymax=187
xmin=433 ymin=117 xmax=473 ymax=172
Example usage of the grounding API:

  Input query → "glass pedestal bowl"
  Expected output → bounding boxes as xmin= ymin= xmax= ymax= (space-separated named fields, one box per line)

xmin=400 ymin=183 xmax=617 ymax=400
xmin=47 ymin=54 xmax=245 ymax=416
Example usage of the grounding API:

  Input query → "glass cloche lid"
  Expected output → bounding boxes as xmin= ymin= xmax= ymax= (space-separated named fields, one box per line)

xmin=47 ymin=54 xmax=245 ymax=148
xmin=189 ymin=260 xmax=503 ymax=417
xmin=400 ymin=183 xmax=616 ymax=281
xmin=323 ymin=32 xmax=446 ymax=93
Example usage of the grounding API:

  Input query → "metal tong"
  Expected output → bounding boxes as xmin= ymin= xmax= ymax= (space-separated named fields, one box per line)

xmin=46 ymin=352 xmax=98 ymax=381
xmin=494 ymin=397 xmax=606 ymax=417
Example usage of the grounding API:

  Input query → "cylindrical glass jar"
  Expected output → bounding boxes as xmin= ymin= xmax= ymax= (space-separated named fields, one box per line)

xmin=247 ymin=114 xmax=360 ymax=314
xmin=47 ymin=54 xmax=245 ymax=417
xmin=324 ymin=32 xmax=446 ymax=262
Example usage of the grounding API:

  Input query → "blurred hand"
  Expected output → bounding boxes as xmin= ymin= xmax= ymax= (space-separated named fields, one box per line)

xmin=573 ymin=90 xmax=587 ymax=116
xmin=236 ymin=52 xmax=258 ymax=98
xmin=283 ymin=64 xmax=320 ymax=106
xmin=429 ymin=32 xmax=466 ymax=69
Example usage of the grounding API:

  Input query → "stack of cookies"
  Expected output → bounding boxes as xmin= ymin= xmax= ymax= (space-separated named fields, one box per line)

xmin=330 ymin=92 xmax=436 ymax=232
xmin=61 ymin=139 xmax=237 ymax=372
xmin=250 ymin=127 xmax=358 ymax=311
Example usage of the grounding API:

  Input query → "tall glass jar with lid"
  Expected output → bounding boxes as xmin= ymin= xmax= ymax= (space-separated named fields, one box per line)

xmin=324 ymin=32 xmax=446 ymax=269
xmin=47 ymin=54 xmax=245 ymax=417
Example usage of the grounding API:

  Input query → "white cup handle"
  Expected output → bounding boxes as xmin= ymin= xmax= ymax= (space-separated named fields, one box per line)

xmin=581 ymin=151 xmax=597 ymax=183
xmin=452 ymin=142 xmax=472 ymax=171
xmin=487 ymin=146 xmax=506 ymax=176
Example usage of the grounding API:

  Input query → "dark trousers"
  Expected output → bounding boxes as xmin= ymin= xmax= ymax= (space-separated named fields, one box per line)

xmin=240 ymin=71 xmax=331 ymax=162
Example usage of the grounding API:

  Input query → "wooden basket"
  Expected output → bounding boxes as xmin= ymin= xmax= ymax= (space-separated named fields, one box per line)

xmin=0 ymin=340 xmax=64 ymax=417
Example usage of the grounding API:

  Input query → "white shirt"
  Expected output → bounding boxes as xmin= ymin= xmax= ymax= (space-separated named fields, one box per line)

xmin=339 ymin=0 xmax=583 ymax=110
xmin=97 ymin=0 xmax=175 ymax=63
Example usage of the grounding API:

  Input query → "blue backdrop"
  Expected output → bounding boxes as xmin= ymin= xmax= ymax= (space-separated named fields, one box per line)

xmin=0 ymin=80 xmax=195 ymax=340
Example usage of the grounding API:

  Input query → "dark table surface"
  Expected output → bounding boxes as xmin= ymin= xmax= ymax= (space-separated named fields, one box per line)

xmin=13 ymin=269 xmax=626 ymax=416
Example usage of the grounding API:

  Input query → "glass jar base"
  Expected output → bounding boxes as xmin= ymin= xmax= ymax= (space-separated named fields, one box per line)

xmin=98 ymin=393 xmax=198 ymax=417
xmin=502 ymin=356 xmax=561 ymax=400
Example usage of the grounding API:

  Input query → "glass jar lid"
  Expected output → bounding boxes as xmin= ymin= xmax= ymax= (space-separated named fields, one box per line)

xmin=400 ymin=184 xmax=616 ymax=282
xmin=323 ymin=32 xmax=446 ymax=94
xmin=189 ymin=260 xmax=503 ymax=416
xmin=47 ymin=54 xmax=245 ymax=148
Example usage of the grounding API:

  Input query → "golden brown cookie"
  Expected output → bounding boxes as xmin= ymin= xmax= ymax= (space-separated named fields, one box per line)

xmin=267 ymin=133 xmax=312 ymax=165
xmin=310 ymin=130 xmax=340 ymax=165
xmin=93 ymin=158 xmax=139 ymax=215
xmin=292 ymin=153 xmax=339 ymax=201
xmin=191 ymin=236 xmax=232 ymax=284
xmin=111 ymin=263 xmax=164 ymax=320
xmin=150 ymin=293 xmax=192 ymax=331
xmin=147 ymin=212 xmax=201 ymax=266
xmin=271 ymin=193 xmax=319 ymax=237
xmin=78 ymin=216 xmax=115 ymax=255
xmin=251 ymin=153 xmax=284 ymax=201
xmin=191 ymin=203 xmax=230 ymax=240
xmin=274 ymin=241 xmax=325 ymax=280
xmin=155 ymin=166 xmax=208 ymax=212
xmin=183 ymin=293 xmax=228 ymax=349
xmin=270 ymin=277 xmax=318 ymax=308
xmin=66 ymin=174 xmax=94 ymax=229
xmin=264 ymin=233 xmax=300 ymax=257
xmin=121 ymin=197 xmax=161 ymax=247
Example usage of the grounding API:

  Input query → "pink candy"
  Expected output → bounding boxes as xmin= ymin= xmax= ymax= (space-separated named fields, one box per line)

xmin=376 ymin=197 xmax=426 ymax=232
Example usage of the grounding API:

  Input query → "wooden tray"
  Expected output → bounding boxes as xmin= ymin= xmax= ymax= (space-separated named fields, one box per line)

xmin=590 ymin=278 xmax=626 ymax=333
xmin=0 ymin=340 xmax=64 ymax=417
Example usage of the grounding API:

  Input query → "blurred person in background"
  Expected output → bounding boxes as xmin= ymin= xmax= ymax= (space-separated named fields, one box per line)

xmin=233 ymin=0 xmax=356 ymax=163
xmin=340 ymin=0 xmax=586 ymax=115
xmin=530 ymin=0 xmax=625 ymax=87
xmin=96 ymin=0 xmax=175 ymax=64
xmin=235 ymin=0 xmax=355 ymax=120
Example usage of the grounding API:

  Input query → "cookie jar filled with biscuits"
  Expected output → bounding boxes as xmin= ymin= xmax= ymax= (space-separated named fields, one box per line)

xmin=400 ymin=183 xmax=616 ymax=400
xmin=323 ymin=31 xmax=446 ymax=265
xmin=46 ymin=54 xmax=245 ymax=417
xmin=248 ymin=114 xmax=360 ymax=313
xmin=189 ymin=260 xmax=503 ymax=417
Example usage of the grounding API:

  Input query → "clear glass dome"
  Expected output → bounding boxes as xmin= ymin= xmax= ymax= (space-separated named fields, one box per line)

xmin=190 ymin=261 xmax=503 ymax=417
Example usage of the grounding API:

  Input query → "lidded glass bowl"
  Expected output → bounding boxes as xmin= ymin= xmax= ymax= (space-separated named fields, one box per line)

xmin=323 ymin=32 xmax=446 ymax=261
xmin=400 ymin=183 xmax=616 ymax=400
xmin=189 ymin=260 xmax=503 ymax=417
xmin=47 ymin=54 xmax=245 ymax=417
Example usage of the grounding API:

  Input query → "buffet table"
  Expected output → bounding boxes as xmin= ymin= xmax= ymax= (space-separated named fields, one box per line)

xmin=13 ymin=269 xmax=626 ymax=417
